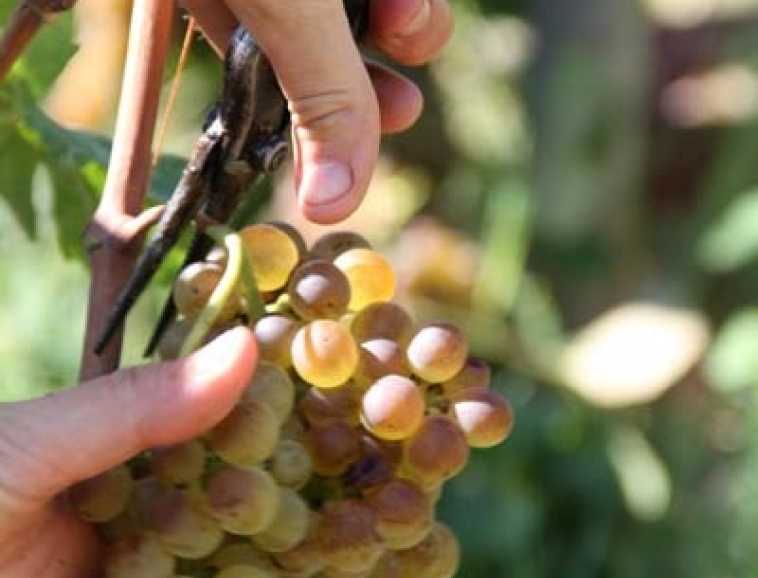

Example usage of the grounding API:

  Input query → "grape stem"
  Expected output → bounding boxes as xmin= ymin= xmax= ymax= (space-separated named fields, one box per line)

xmin=180 ymin=227 xmax=244 ymax=357
xmin=179 ymin=225 xmax=265 ymax=356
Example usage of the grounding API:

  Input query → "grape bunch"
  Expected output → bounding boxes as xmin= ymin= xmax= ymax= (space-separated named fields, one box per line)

xmin=69 ymin=224 xmax=515 ymax=578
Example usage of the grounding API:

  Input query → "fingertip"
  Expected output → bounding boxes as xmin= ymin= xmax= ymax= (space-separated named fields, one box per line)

xmin=371 ymin=0 xmax=453 ymax=67
xmin=368 ymin=64 xmax=424 ymax=134
xmin=162 ymin=327 xmax=258 ymax=440
xmin=186 ymin=326 xmax=258 ymax=390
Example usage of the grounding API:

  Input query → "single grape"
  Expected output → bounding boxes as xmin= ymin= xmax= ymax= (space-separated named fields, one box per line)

xmin=69 ymin=464 xmax=133 ymax=523
xmin=104 ymin=533 xmax=176 ymax=578
xmin=310 ymin=231 xmax=371 ymax=261
xmin=393 ymin=522 xmax=460 ymax=578
xmin=406 ymin=324 xmax=468 ymax=383
xmin=268 ymin=220 xmax=308 ymax=259
xmin=240 ymin=224 xmax=301 ymax=291
xmin=448 ymin=387 xmax=514 ymax=448
xmin=215 ymin=564 xmax=277 ymax=578
xmin=305 ymin=422 xmax=362 ymax=476
xmin=157 ymin=318 xmax=193 ymax=360
xmin=316 ymin=499 xmax=384 ymax=573
xmin=144 ymin=486 xmax=224 ymax=559
xmin=354 ymin=339 xmax=411 ymax=390
xmin=208 ymin=398 xmax=280 ymax=466
xmin=402 ymin=416 xmax=469 ymax=487
xmin=150 ymin=440 xmax=206 ymax=485
xmin=270 ymin=439 xmax=313 ymax=489
xmin=206 ymin=466 xmax=280 ymax=535
xmin=440 ymin=357 xmax=491 ymax=397
xmin=252 ymin=487 xmax=310 ymax=552
xmin=210 ymin=543 xmax=277 ymax=572
xmin=243 ymin=361 xmax=296 ymax=424
xmin=271 ymin=512 xmax=325 ymax=577
xmin=287 ymin=259 xmax=351 ymax=320
xmin=254 ymin=315 xmax=300 ymax=368
xmin=299 ymin=382 xmax=362 ymax=427
xmin=173 ymin=262 xmax=240 ymax=322
xmin=292 ymin=319 xmax=359 ymax=388
xmin=334 ymin=249 xmax=396 ymax=311
xmin=350 ymin=303 xmax=413 ymax=345
xmin=365 ymin=478 xmax=433 ymax=550
xmin=361 ymin=375 xmax=425 ymax=441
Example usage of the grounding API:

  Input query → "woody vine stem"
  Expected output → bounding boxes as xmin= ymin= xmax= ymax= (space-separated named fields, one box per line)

xmin=0 ymin=0 xmax=250 ymax=380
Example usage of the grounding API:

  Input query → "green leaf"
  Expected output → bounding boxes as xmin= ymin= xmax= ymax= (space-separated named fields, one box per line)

xmin=705 ymin=307 xmax=758 ymax=393
xmin=0 ymin=127 xmax=39 ymax=238
xmin=21 ymin=102 xmax=187 ymax=204
xmin=150 ymin=154 xmax=190 ymax=203
xmin=48 ymin=164 xmax=97 ymax=259
xmin=0 ymin=78 xmax=188 ymax=257
xmin=697 ymin=188 xmax=758 ymax=273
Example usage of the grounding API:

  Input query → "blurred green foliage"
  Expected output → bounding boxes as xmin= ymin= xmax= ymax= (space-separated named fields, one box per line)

xmin=5 ymin=1 xmax=758 ymax=577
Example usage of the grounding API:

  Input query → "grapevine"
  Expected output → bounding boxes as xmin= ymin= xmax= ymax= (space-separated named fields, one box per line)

xmin=0 ymin=2 xmax=515 ymax=577
xmin=70 ymin=225 xmax=516 ymax=578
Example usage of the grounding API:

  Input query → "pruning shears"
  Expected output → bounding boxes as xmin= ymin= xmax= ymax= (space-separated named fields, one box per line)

xmin=94 ymin=0 xmax=369 ymax=355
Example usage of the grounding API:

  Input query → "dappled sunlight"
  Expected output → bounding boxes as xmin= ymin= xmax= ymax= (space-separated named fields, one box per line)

xmin=561 ymin=303 xmax=710 ymax=408
xmin=661 ymin=64 xmax=758 ymax=127
xmin=642 ymin=0 xmax=758 ymax=27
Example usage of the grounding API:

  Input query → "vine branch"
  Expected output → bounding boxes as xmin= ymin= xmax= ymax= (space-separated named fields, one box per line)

xmin=0 ymin=0 xmax=77 ymax=83
xmin=79 ymin=0 xmax=175 ymax=381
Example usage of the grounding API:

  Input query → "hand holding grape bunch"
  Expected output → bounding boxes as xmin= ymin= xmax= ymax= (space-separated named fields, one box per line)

xmin=64 ymin=224 xmax=513 ymax=578
xmin=0 ymin=1 xmax=462 ymax=576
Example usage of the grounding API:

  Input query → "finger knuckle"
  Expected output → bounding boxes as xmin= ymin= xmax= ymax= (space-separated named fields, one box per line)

xmin=289 ymin=87 xmax=361 ymax=139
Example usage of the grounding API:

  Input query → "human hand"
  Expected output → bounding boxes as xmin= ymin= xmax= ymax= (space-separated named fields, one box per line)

xmin=0 ymin=328 xmax=257 ymax=578
xmin=185 ymin=0 xmax=453 ymax=224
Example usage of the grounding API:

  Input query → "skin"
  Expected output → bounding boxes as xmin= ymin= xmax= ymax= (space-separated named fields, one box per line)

xmin=0 ymin=1 xmax=453 ymax=576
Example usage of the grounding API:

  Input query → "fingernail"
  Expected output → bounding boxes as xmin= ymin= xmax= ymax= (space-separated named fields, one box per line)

xmin=400 ymin=0 xmax=431 ymax=37
xmin=299 ymin=162 xmax=353 ymax=207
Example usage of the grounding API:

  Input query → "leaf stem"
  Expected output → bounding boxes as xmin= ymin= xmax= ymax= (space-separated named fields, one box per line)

xmin=179 ymin=226 xmax=242 ymax=356
xmin=178 ymin=225 xmax=266 ymax=356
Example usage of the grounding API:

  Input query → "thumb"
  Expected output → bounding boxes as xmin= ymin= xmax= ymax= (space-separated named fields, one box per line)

xmin=0 ymin=327 xmax=257 ymax=506
xmin=225 ymin=0 xmax=381 ymax=224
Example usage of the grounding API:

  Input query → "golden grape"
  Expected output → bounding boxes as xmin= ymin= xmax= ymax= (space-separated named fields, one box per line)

xmin=334 ymin=249 xmax=396 ymax=311
xmin=240 ymin=224 xmax=301 ymax=291
xmin=292 ymin=319 xmax=358 ymax=388
xmin=361 ymin=375 xmax=425 ymax=441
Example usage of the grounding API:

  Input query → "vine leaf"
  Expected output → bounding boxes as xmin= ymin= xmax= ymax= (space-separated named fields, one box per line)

xmin=0 ymin=129 xmax=40 ymax=238
xmin=0 ymin=79 xmax=187 ymax=259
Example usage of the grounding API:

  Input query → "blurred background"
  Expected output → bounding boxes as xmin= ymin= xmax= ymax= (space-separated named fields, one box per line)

xmin=3 ymin=0 xmax=758 ymax=575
